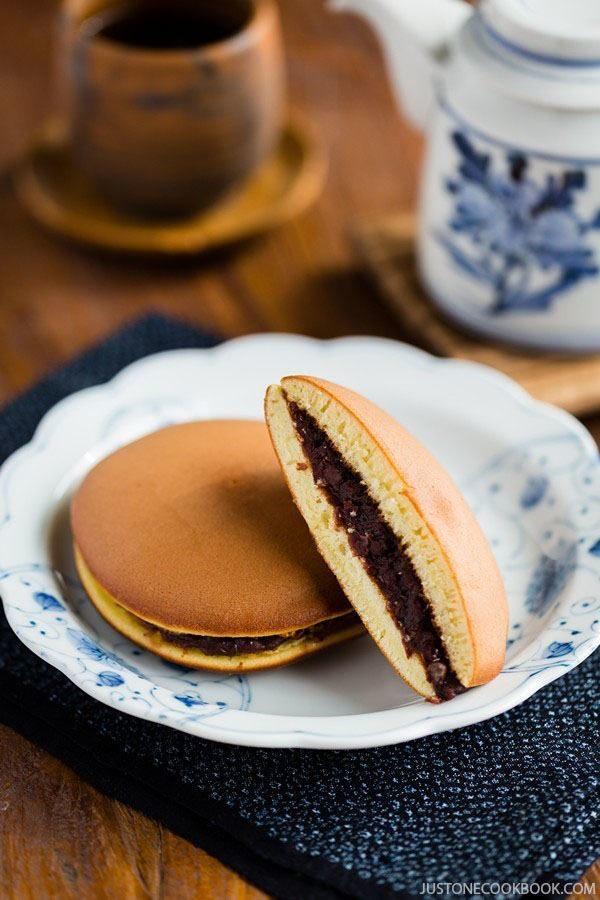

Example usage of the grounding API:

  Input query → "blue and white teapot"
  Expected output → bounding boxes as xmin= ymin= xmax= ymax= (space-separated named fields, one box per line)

xmin=333 ymin=0 xmax=600 ymax=352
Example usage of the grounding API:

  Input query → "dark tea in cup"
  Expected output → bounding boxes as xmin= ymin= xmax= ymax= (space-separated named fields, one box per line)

xmin=62 ymin=0 xmax=285 ymax=217
xmin=86 ymin=0 xmax=248 ymax=51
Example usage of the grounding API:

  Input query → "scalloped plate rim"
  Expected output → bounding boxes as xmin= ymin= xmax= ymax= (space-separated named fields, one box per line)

xmin=0 ymin=333 xmax=598 ymax=749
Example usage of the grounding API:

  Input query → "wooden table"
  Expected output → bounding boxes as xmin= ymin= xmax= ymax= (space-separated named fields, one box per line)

xmin=0 ymin=1 xmax=596 ymax=896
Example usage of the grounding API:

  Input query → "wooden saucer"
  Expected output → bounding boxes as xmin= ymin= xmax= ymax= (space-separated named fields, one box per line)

xmin=13 ymin=118 xmax=326 ymax=255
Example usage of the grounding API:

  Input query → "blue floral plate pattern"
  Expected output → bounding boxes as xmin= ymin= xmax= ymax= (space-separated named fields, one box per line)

xmin=0 ymin=336 xmax=598 ymax=748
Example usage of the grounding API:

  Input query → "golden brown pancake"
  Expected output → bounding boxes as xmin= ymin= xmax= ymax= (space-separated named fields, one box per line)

xmin=265 ymin=377 xmax=508 ymax=701
xmin=71 ymin=420 xmax=363 ymax=671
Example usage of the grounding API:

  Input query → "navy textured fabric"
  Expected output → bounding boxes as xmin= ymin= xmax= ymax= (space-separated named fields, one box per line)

xmin=0 ymin=313 xmax=598 ymax=900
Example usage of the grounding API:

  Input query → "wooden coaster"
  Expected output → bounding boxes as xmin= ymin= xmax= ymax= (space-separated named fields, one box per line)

xmin=354 ymin=213 xmax=600 ymax=417
xmin=13 ymin=116 xmax=326 ymax=256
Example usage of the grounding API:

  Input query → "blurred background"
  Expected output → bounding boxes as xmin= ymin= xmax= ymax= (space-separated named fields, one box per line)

xmin=0 ymin=0 xmax=421 ymax=403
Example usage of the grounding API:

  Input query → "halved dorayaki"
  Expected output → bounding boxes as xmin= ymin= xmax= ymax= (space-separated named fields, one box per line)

xmin=71 ymin=420 xmax=363 ymax=672
xmin=265 ymin=376 xmax=508 ymax=701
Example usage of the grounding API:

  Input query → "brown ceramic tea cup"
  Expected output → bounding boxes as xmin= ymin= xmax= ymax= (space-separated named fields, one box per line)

xmin=61 ymin=0 xmax=285 ymax=217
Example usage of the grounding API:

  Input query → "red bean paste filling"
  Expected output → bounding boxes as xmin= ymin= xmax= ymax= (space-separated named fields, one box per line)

xmin=150 ymin=611 xmax=360 ymax=656
xmin=286 ymin=400 xmax=465 ymax=702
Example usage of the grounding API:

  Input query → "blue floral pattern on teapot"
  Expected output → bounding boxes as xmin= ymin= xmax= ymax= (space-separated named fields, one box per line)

xmin=332 ymin=0 xmax=600 ymax=350
xmin=437 ymin=131 xmax=600 ymax=315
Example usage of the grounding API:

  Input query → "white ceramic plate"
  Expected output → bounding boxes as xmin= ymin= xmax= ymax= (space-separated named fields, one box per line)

xmin=1 ymin=335 xmax=599 ymax=749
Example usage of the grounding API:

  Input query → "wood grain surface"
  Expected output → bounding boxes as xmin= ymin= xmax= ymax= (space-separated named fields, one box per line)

xmin=0 ymin=1 xmax=597 ymax=897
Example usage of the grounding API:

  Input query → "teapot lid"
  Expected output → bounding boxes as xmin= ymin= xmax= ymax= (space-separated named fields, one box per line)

xmin=480 ymin=0 xmax=600 ymax=64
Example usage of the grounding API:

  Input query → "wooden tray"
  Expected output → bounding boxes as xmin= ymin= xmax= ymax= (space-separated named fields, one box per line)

xmin=354 ymin=213 xmax=600 ymax=417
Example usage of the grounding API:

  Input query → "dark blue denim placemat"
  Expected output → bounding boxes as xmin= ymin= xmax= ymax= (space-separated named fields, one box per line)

xmin=0 ymin=313 xmax=598 ymax=899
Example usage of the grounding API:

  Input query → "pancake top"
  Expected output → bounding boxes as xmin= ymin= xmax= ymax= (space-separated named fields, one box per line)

xmin=71 ymin=420 xmax=350 ymax=635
